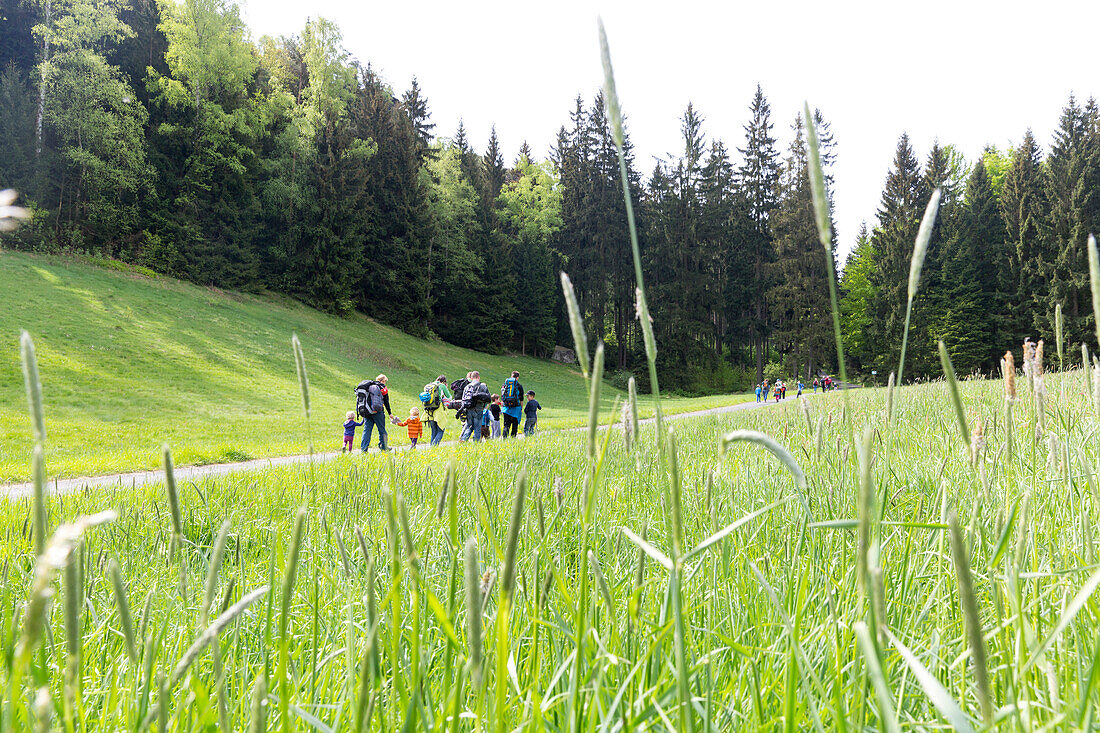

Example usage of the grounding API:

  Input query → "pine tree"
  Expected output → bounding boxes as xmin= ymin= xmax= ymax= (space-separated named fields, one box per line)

xmin=1000 ymin=129 xmax=1051 ymax=344
xmin=768 ymin=112 xmax=833 ymax=380
xmin=736 ymin=85 xmax=781 ymax=381
xmin=1046 ymin=95 xmax=1100 ymax=350
xmin=867 ymin=134 xmax=928 ymax=377
xmin=402 ymin=76 xmax=436 ymax=164
xmin=354 ymin=65 xmax=430 ymax=332
xmin=936 ymin=159 xmax=1006 ymax=373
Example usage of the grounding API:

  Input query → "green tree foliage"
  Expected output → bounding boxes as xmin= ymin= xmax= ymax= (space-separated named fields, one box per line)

xmin=1000 ymin=130 xmax=1051 ymax=345
xmin=497 ymin=155 xmax=561 ymax=356
xmin=866 ymin=134 xmax=929 ymax=375
xmin=1046 ymin=96 xmax=1100 ymax=349
xmin=737 ymin=85 xmax=782 ymax=381
xmin=839 ymin=224 xmax=876 ymax=372
xmin=768 ymin=112 xmax=835 ymax=381
xmin=5 ymin=1 xmax=1100 ymax=388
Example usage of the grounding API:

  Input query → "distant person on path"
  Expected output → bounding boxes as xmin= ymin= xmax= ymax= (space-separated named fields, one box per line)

xmin=422 ymin=375 xmax=453 ymax=447
xmin=813 ymin=378 xmax=819 ymax=393
xmin=456 ymin=371 xmax=491 ymax=442
xmin=523 ymin=390 xmax=541 ymax=435
xmin=343 ymin=411 xmax=363 ymax=452
xmin=360 ymin=378 xmax=389 ymax=452
xmin=396 ymin=407 xmax=423 ymax=449
xmin=763 ymin=380 xmax=770 ymax=401
xmin=501 ymin=371 xmax=524 ymax=438
xmin=755 ymin=383 xmax=762 ymax=403
xmin=797 ymin=381 xmax=804 ymax=398
xmin=489 ymin=395 xmax=503 ymax=438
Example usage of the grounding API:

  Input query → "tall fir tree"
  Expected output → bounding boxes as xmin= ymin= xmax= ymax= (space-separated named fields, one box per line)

xmin=736 ymin=84 xmax=781 ymax=380
xmin=1000 ymin=129 xmax=1051 ymax=345
xmin=866 ymin=134 xmax=928 ymax=377
xmin=1046 ymin=95 xmax=1100 ymax=350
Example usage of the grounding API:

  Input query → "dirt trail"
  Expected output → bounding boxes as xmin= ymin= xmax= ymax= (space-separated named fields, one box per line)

xmin=2 ymin=393 xmax=825 ymax=499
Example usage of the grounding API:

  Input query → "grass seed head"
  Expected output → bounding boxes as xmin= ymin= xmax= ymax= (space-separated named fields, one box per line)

xmin=20 ymin=330 xmax=46 ymax=445
xmin=291 ymin=333 xmax=310 ymax=420
xmin=463 ymin=537 xmax=482 ymax=687
xmin=1088 ymin=233 xmax=1100 ymax=350
xmin=1002 ymin=351 xmax=1016 ymax=400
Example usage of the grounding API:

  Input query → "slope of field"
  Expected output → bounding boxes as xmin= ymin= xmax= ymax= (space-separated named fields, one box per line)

xmin=0 ymin=251 xmax=749 ymax=481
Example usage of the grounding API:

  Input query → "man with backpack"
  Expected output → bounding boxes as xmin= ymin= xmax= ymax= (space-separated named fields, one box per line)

xmin=500 ymin=371 xmax=524 ymax=438
xmin=456 ymin=371 xmax=492 ymax=442
xmin=355 ymin=377 xmax=389 ymax=452
xmin=420 ymin=375 xmax=453 ymax=447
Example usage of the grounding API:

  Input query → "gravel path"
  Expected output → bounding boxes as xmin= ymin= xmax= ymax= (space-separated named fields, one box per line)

xmin=1 ymin=393 xmax=824 ymax=499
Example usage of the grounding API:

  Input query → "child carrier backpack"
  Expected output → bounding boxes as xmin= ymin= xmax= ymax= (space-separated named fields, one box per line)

xmin=421 ymin=381 xmax=442 ymax=411
xmin=354 ymin=380 xmax=383 ymax=417
xmin=501 ymin=378 xmax=521 ymax=408
xmin=450 ymin=377 xmax=470 ymax=420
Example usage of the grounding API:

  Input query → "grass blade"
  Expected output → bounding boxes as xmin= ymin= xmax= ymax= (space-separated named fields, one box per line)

xmin=885 ymin=628 xmax=974 ymax=733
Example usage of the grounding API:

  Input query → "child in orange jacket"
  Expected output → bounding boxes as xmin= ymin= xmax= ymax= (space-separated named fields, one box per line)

xmin=396 ymin=407 xmax=424 ymax=448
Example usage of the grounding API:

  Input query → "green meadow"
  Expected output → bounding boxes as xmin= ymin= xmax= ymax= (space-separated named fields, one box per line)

xmin=2 ymin=366 xmax=1100 ymax=730
xmin=0 ymin=251 xmax=749 ymax=482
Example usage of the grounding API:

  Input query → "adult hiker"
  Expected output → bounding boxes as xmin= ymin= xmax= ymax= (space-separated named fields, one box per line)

xmin=355 ymin=376 xmax=389 ymax=451
xmin=454 ymin=371 xmax=491 ymax=442
xmin=500 ymin=370 xmax=524 ymax=438
xmin=421 ymin=375 xmax=453 ymax=447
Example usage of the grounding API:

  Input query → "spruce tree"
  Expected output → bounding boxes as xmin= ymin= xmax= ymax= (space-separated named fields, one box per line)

xmin=1046 ymin=95 xmax=1100 ymax=349
xmin=1000 ymin=129 xmax=1051 ymax=344
xmin=866 ymin=134 xmax=928 ymax=377
xmin=402 ymin=76 xmax=436 ymax=163
xmin=768 ymin=112 xmax=833 ymax=380
xmin=937 ymin=160 xmax=1006 ymax=373
xmin=736 ymin=84 xmax=781 ymax=381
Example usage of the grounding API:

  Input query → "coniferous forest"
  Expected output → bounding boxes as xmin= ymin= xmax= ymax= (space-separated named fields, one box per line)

xmin=3 ymin=0 xmax=1099 ymax=392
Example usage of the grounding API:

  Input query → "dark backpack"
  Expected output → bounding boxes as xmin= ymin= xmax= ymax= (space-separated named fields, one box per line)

xmin=355 ymin=380 xmax=382 ymax=417
xmin=468 ymin=381 xmax=492 ymax=409
xmin=501 ymin=378 xmax=521 ymax=408
xmin=450 ymin=378 xmax=470 ymax=420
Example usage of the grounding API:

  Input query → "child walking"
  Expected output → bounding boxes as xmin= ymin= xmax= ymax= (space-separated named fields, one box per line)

xmin=489 ymin=395 xmax=503 ymax=438
xmin=343 ymin=411 xmax=363 ymax=452
xmin=396 ymin=407 xmax=424 ymax=448
xmin=523 ymin=390 xmax=541 ymax=436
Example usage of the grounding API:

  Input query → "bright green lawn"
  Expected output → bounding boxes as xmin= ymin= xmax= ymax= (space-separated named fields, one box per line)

xmin=1 ymin=251 xmax=749 ymax=481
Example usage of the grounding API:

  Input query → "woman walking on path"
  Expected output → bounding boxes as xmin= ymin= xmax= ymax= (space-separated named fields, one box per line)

xmin=423 ymin=375 xmax=453 ymax=447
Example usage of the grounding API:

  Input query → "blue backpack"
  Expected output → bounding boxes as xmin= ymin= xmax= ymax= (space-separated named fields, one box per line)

xmin=502 ymin=378 xmax=521 ymax=407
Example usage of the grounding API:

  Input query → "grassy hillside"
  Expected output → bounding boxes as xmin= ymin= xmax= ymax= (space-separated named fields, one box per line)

xmin=1 ymin=251 xmax=748 ymax=481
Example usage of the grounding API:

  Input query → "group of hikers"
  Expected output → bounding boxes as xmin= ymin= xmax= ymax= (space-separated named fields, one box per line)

xmin=754 ymin=374 xmax=839 ymax=403
xmin=342 ymin=371 xmax=543 ymax=452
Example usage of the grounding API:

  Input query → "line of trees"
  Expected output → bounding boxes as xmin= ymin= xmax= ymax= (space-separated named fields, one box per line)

xmin=2 ymin=0 xmax=1097 ymax=391
xmin=843 ymin=102 xmax=1100 ymax=379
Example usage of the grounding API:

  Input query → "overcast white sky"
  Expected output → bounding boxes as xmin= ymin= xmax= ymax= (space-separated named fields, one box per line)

xmin=241 ymin=0 xmax=1100 ymax=260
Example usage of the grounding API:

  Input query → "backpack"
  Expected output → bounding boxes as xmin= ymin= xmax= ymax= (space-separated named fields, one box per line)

xmin=450 ymin=378 xmax=470 ymax=420
xmin=501 ymin=378 xmax=521 ymax=408
xmin=481 ymin=423 xmax=491 ymax=439
xmin=468 ymin=381 xmax=492 ymax=409
xmin=421 ymin=381 xmax=442 ymax=411
xmin=355 ymin=380 xmax=383 ymax=417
